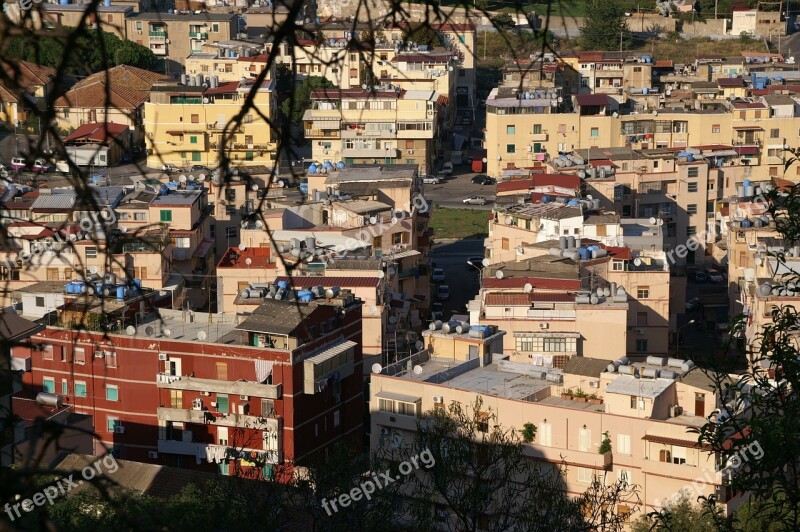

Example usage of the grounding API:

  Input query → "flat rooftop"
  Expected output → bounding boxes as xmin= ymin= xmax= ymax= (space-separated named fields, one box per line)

xmin=325 ymin=165 xmax=418 ymax=183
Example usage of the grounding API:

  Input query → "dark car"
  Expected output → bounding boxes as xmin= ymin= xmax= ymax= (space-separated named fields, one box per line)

xmin=191 ymin=165 xmax=211 ymax=174
xmin=119 ymin=154 xmax=132 ymax=165
xmin=685 ymin=297 xmax=701 ymax=311
xmin=472 ymin=174 xmax=489 ymax=184
xmin=694 ymin=271 xmax=708 ymax=283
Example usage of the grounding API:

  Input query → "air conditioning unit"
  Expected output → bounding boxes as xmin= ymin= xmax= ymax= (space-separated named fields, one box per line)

xmin=539 ymin=322 xmax=549 ymax=329
xmin=433 ymin=395 xmax=444 ymax=404
xmin=380 ymin=427 xmax=390 ymax=435
xmin=247 ymin=144 xmax=254 ymax=149
xmin=148 ymin=451 xmax=158 ymax=459
xmin=137 ymin=30 xmax=142 ymax=34
xmin=200 ymin=391 xmax=210 ymax=396
xmin=239 ymin=395 xmax=249 ymax=400
xmin=158 ymin=353 xmax=169 ymax=361
xmin=210 ymin=402 xmax=217 ymax=407
xmin=114 ymin=426 xmax=126 ymax=434
xmin=589 ymin=380 xmax=599 ymax=388
xmin=407 ymin=149 xmax=414 ymax=155
xmin=635 ymin=328 xmax=645 ymax=335
xmin=94 ymin=352 xmax=104 ymax=358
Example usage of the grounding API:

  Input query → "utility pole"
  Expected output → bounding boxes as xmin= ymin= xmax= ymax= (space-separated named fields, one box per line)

xmin=715 ymin=0 xmax=718 ymax=19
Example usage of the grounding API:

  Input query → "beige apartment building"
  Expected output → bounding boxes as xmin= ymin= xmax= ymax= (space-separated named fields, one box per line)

xmin=370 ymin=333 xmax=745 ymax=526
xmin=9 ymin=4 xmax=134 ymax=39
xmin=144 ymin=77 xmax=277 ymax=169
xmin=126 ymin=12 xmax=241 ymax=67
xmin=185 ymin=42 xmax=272 ymax=83
xmin=303 ymin=88 xmax=442 ymax=173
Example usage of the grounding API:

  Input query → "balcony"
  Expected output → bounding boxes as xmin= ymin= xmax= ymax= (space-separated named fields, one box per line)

xmin=190 ymin=32 xmax=209 ymax=40
xmin=522 ymin=444 xmax=612 ymax=471
xmin=372 ymin=410 xmax=419 ymax=432
xmin=155 ymin=373 xmax=283 ymax=399
xmin=228 ymin=143 xmax=276 ymax=152
xmin=305 ymin=129 xmax=340 ymax=138
xmin=172 ymin=247 xmax=192 ymax=261
xmin=395 ymin=129 xmax=434 ymax=139
xmin=398 ymin=267 xmax=420 ymax=279
xmin=642 ymin=458 xmax=704 ymax=480
xmin=157 ymin=439 xmax=281 ymax=464
xmin=149 ymin=30 xmax=166 ymax=42
xmin=150 ymin=46 xmax=167 ymax=56
xmin=341 ymin=147 xmax=399 ymax=158
xmin=157 ymin=407 xmax=279 ymax=430
xmin=340 ymin=129 xmax=396 ymax=139
xmin=530 ymin=132 xmax=548 ymax=142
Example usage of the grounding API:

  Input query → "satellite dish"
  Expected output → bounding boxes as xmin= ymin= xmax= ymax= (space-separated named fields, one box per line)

xmin=369 ymin=306 xmax=377 ymax=316
xmin=163 ymin=329 xmax=172 ymax=337
xmin=649 ymin=217 xmax=657 ymax=225
xmin=482 ymin=158 xmax=488 ymax=163
xmin=413 ymin=365 xmax=423 ymax=375
xmin=657 ymin=219 xmax=664 ymax=226
xmin=255 ymin=220 xmax=264 ymax=228
xmin=634 ymin=258 xmax=642 ymax=266
xmin=415 ymin=340 xmax=424 ymax=350
xmin=89 ymin=265 xmax=99 ymax=275
xmin=369 ymin=216 xmax=377 ymax=224
xmin=252 ymin=184 xmax=259 ymax=191
xmin=125 ymin=326 xmax=136 ymax=336
xmin=239 ymin=244 xmax=247 ymax=251
xmin=377 ymin=270 xmax=385 ymax=279
xmin=371 ymin=363 xmax=383 ymax=373
xmin=482 ymin=259 xmax=490 ymax=268
xmin=516 ymin=246 xmax=525 ymax=255
xmin=197 ymin=331 xmax=207 ymax=341
xmin=145 ymin=326 xmax=154 ymax=337
xmin=495 ymin=270 xmax=504 ymax=279
xmin=178 ymin=174 xmax=186 ymax=182
xmin=524 ymin=283 xmax=533 ymax=293
xmin=187 ymin=174 xmax=195 ymax=181
xmin=198 ymin=173 xmax=206 ymax=181
xmin=245 ymin=258 xmax=253 ymax=265
xmin=755 ymin=257 xmax=763 ymax=266
xmin=389 ymin=316 xmax=397 ymax=324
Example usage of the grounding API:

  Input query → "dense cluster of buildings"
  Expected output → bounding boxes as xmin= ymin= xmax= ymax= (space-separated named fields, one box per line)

xmin=0 ymin=0 xmax=797 ymax=528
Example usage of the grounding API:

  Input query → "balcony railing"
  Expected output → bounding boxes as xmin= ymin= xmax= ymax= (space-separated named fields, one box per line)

xmin=150 ymin=46 xmax=167 ymax=56
xmin=157 ymin=407 xmax=279 ymax=430
xmin=189 ymin=32 xmax=209 ymax=40
xmin=157 ymin=439 xmax=282 ymax=464
xmin=155 ymin=373 xmax=282 ymax=399
xmin=530 ymin=132 xmax=548 ymax=142
xmin=149 ymin=30 xmax=167 ymax=37
xmin=341 ymin=147 xmax=399 ymax=158
xmin=304 ymin=129 xmax=340 ymax=138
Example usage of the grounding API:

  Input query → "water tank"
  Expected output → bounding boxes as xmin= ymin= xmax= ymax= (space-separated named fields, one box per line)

xmin=592 ymin=249 xmax=608 ymax=259
xmin=642 ymin=87 xmax=649 ymax=95
xmin=577 ymin=247 xmax=591 ymax=261
xmin=441 ymin=320 xmax=459 ymax=334
xmin=276 ymin=280 xmax=289 ymax=290
xmin=590 ymin=295 xmax=599 ymax=304
xmin=104 ymin=0 xmax=111 ymax=6
xmin=297 ymin=290 xmax=314 ymax=302
xmin=325 ymin=286 xmax=341 ymax=298
xmin=642 ymin=368 xmax=659 ymax=379
xmin=680 ymin=360 xmax=696 ymax=372
xmin=570 ymin=252 xmax=580 ymax=261
xmin=469 ymin=325 xmax=489 ymax=338
xmin=575 ymin=295 xmax=592 ymax=304
xmin=305 ymin=236 xmax=316 ymax=251
xmin=268 ymin=285 xmax=278 ymax=297
xmin=667 ymin=358 xmax=684 ymax=368
xmin=618 ymin=356 xmax=630 ymax=366
xmin=613 ymin=288 xmax=628 ymax=302
xmin=65 ymin=283 xmax=75 ymax=294
xmin=758 ymin=283 xmax=772 ymax=296
xmin=737 ymin=185 xmax=745 ymax=198
xmin=607 ymin=363 xmax=617 ymax=373
xmin=180 ymin=73 xmax=188 ymax=85
xmin=240 ymin=289 xmax=250 ymax=299
xmin=741 ymin=219 xmax=751 ymax=228
xmin=743 ymin=179 xmax=750 ymax=187
xmin=36 ymin=392 xmax=61 ymax=407
xmin=549 ymin=247 xmax=562 ymax=256
xmin=646 ymin=356 xmax=666 ymax=366
xmin=618 ymin=365 xmax=635 ymax=375
xmin=559 ymin=236 xmax=567 ymax=249
xmin=275 ymin=288 xmax=286 ymax=300
xmin=159 ymin=185 xmax=169 ymax=196
xmin=133 ymin=278 xmax=143 ymax=291
xmin=744 ymin=185 xmax=754 ymax=197
xmin=116 ymin=285 xmax=125 ymax=301
xmin=567 ymin=236 xmax=576 ymax=248
xmin=455 ymin=322 xmax=470 ymax=334
xmin=311 ymin=285 xmax=325 ymax=297
xmin=660 ymin=370 xmax=678 ymax=380
xmin=309 ymin=164 xmax=317 ymax=174
xmin=429 ymin=320 xmax=442 ymax=331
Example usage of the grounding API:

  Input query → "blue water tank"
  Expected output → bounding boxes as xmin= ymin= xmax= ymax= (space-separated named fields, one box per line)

xmin=686 ymin=154 xmax=694 ymax=162
xmin=277 ymin=280 xmax=290 ymax=290
xmin=642 ymin=87 xmax=649 ymax=95
xmin=741 ymin=218 xmax=751 ymax=228
xmin=297 ymin=290 xmax=314 ymax=302
xmin=567 ymin=199 xmax=580 ymax=206
xmin=159 ymin=185 xmax=169 ymax=196
xmin=336 ymin=161 xmax=345 ymax=169
xmin=95 ymin=282 xmax=104 ymax=295
xmin=756 ymin=81 xmax=765 ymax=90
xmin=308 ymin=164 xmax=317 ymax=174
xmin=577 ymin=247 xmax=591 ymax=261
xmin=133 ymin=279 xmax=142 ymax=291
xmin=104 ymin=0 xmax=111 ymax=6
xmin=65 ymin=283 xmax=75 ymax=293
xmin=743 ymin=179 xmax=751 ymax=187
xmin=541 ymin=195 xmax=551 ymax=203
xmin=59 ymin=0 xmax=68 ymax=4
xmin=116 ymin=285 xmax=125 ymax=301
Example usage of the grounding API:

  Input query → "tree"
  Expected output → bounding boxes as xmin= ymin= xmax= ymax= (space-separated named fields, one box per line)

xmin=402 ymin=24 xmax=439 ymax=48
xmin=578 ymin=0 xmax=631 ymax=51
xmin=491 ymin=13 xmax=516 ymax=32
xmin=280 ymin=76 xmax=335 ymax=124
xmin=631 ymin=493 xmax=721 ymax=532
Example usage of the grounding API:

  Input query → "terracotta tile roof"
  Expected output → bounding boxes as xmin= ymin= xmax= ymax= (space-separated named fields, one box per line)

xmin=529 ymin=292 xmax=575 ymax=302
xmin=606 ymin=246 xmax=632 ymax=260
xmin=12 ymin=397 xmax=69 ymax=427
xmin=563 ymin=356 xmax=612 ymax=377
xmin=311 ymin=88 xmax=403 ymax=99
xmin=54 ymin=65 xmax=169 ymax=110
xmin=483 ymin=277 xmax=581 ymax=290
xmin=274 ymin=275 xmax=381 ymax=288
xmin=654 ymin=60 xmax=673 ymax=68
xmin=18 ymin=60 xmax=57 ymax=90
xmin=731 ymin=101 xmax=767 ymax=109
xmin=485 ymin=292 xmax=530 ymax=306
xmin=65 ymin=122 xmax=129 ymax=144
xmin=217 ymin=246 xmax=274 ymax=268
xmin=204 ymin=81 xmax=240 ymax=95
xmin=575 ymin=94 xmax=610 ymax=106
xmin=718 ymin=77 xmax=744 ymax=87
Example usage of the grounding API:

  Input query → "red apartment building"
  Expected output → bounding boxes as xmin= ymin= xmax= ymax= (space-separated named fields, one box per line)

xmin=14 ymin=283 xmax=364 ymax=480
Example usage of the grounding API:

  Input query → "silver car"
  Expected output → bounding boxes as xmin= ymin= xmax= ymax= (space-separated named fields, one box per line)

xmin=463 ymin=195 xmax=487 ymax=205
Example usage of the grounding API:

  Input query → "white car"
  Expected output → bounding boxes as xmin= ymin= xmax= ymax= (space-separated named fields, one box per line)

xmin=431 ymin=268 xmax=446 ymax=282
xmin=463 ymin=196 xmax=487 ymax=205
xmin=706 ymin=270 xmax=724 ymax=283
xmin=422 ymin=175 xmax=441 ymax=184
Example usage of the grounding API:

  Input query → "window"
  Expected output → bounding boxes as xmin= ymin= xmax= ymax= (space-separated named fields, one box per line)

xmin=635 ymin=338 xmax=648 ymax=352
xmin=630 ymin=395 xmax=645 ymax=409
xmin=43 ymin=377 xmax=55 ymax=393
xmin=687 ymin=182 xmax=698 ymax=193
xmin=506 ymin=125 xmax=515 ymax=134
xmin=225 ymin=227 xmax=237 ymax=239
xmin=501 ymin=237 xmax=509 ymax=250
xmin=169 ymin=390 xmax=182 ymax=408
xmin=62 ymin=379 xmax=68 ymax=395
xmin=190 ymin=136 xmax=198 ymax=144
xmin=590 ymin=127 xmax=599 ymax=137
xmin=771 ymin=128 xmax=780 ymax=139
xmin=191 ymin=114 xmax=199 ymax=123
xmin=333 ymin=410 xmax=340 ymax=427
xmin=637 ymin=287 xmax=649 ymax=299
xmin=217 ymin=394 xmax=229 ymax=413
xmin=578 ymin=467 xmax=593 ymax=483
xmin=506 ymin=144 xmax=515 ymax=153
xmin=75 ymin=381 xmax=87 ymax=397
xmin=160 ymin=210 xmax=172 ymax=222
xmin=74 ymin=347 xmax=86 ymax=365
xmin=687 ymin=226 xmax=697 ymax=235
xmin=533 ymin=124 xmax=542 ymax=134
xmin=85 ymin=247 xmax=97 ymax=258
xmin=212 ymin=22 xmax=219 ymax=32
xmin=261 ymin=399 xmax=275 ymax=417
xmin=42 ymin=345 xmax=53 ymax=360
xmin=578 ymin=428 xmax=591 ymax=452
xmin=617 ymin=434 xmax=631 ymax=455
xmin=687 ymin=204 xmax=697 ymax=214
xmin=672 ymin=445 xmax=687 ymax=465
xmin=215 ymin=362 xmax=228 ymax=380
xmin=539 ymin=422 xmax=552 ymax=446
xmin=107 ymin=417 xmax=119 ymax=432
xmin=106 ymin=385 xmax=118 ymax=401
xmin=633 ymin=66 xmax=641 ymax=72
xmin=225 ymin=205 xmax=237 ymax=216
xmin=687 ymin=166 xmax=699 ymax=178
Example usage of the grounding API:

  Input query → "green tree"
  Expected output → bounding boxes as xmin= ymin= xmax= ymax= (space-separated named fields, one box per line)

xmin=402 ymin=24 xmax=439 ymax=48
xmin=491 ymin=13 xmax=516 ymax=32
xmin=578 ymin=0 xmax=631 ymax=51
xmin=632 ymin=493 xmax=721 ymax=532
xmin=280 ymin=75 xmax=335 ymax=124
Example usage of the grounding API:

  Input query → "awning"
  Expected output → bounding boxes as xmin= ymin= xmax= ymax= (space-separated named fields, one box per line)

xmin=734 ymin=146 xmax=759 ymax=155
xmin=375 ymin=390 xmax=421 ymax=403
xmin=389 ymin=249 xmax=421 ymax=260
xmin=170 ymin=230 xmax=196 ymax=237
xmin=193 ymin=238 xmax=214 ymax=258
xmin=733 ymin=126 xmax=763 ymax=131
xmin=642 ymin=434 xmax=709 ymax=449
xmin=313 ymin=121 xmax=339 ymax=130
xmin=705 ymin=149 xmax=738 ymax=157
xmin=306 ymin=340 xmax=357 ymax=365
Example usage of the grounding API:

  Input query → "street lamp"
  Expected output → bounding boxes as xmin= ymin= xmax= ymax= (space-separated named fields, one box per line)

xmin=676 ymin=319 xmax=696 ymax=352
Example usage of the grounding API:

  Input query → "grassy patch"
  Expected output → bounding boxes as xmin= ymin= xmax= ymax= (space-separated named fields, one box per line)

xmin=430 ymin=206 xmax=489 ymax=239
xmin=631 ymin=35 xmax=767 ymax=64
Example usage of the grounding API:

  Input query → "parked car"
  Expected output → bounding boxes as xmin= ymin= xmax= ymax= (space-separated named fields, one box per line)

xmin=9 ymin=157 xmax=26 ymax=171
xmin=162 ymin=164 xmax=179 ymax=173
xmin=422 ymin=175 xmax=441 ymax=184
xmin=191 ymin=164 xmax=211 ymax=174
xmin=685 ymin=297 xmax=701 ymax=311
xmin=31 ymin=159 xmax=52 ymax=173
xmin=463 ymin=195 xmax=487 ymax=205
xmin=431 ymin=268 xmax=446 ymax=283
xmin=441 ymin=162 xmax=454 ymax=175
xmin=467 ymin=256 xmax=485 ymax=270
xmin=694 ymin=271 xmax=708 ymax=283
xmin=471 ymin=174 xmax=490 ymax=185
xmin=437 ymin=284 xmax=450 ymax=301
xmin=706 ymin=270 xmax=724 ymax=283
xmin=435 ymin=171 xmax=448 ymax=181
xmin=119 ymin=154 xmax=132 ymax=165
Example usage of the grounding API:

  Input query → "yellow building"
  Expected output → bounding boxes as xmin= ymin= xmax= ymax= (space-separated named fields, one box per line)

xmin=144 ymin=77 xmax=278 ymax=169
xmin=0 ymin=61 xmax=56 ymax=129
xmin=185 ymin=43 xmax=272 ymax=82
xmin=4 ymin=4 xmax=133 ymax=39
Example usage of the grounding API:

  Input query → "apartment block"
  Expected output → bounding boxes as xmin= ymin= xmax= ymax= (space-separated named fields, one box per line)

xmin=144 ymin=77 xmax=278 ymax=169
xmin=14 ymin=284 xmax=364 ymax=479
xmin=185 ymin=42 xmax=272 ymax=83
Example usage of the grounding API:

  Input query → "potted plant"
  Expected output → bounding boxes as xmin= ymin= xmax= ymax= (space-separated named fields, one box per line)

xmin=588 ymin=393 xmax=604 ymax=405
xmin=561 ymin=389 xmax=574 ymax=400
xmin=521 ymin=422 xmax=537 ymax=443
xmin=574 ymin=389 xmax=588 ymax=402
xmin=599 ymin=431 xmax=612 ymax=454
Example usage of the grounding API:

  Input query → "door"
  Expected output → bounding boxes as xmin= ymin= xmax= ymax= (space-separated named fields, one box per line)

xmin=694 ymin=392 xmax=705 ymax=417
xmin=469 ymin=345 xmax=478 ymax=360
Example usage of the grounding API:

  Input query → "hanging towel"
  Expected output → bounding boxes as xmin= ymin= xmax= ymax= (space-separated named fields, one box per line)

xmin=255 ymin=360 xmax=275 ymax=383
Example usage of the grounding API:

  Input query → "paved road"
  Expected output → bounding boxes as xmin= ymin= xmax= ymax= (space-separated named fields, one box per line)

xmin=422 ymin=169 xmax=497 ymax=210
xmin=430 ymin=238 xmax=484 ymax=322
